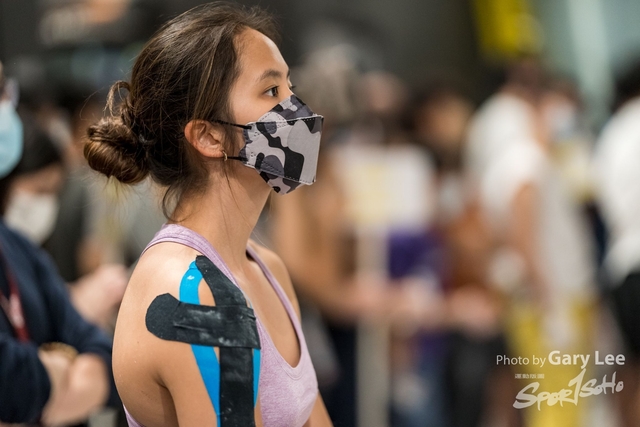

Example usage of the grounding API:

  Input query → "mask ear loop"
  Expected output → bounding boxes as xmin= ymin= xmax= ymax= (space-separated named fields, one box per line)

xmin=216 ymin=120 xmax=249 ymax=162
xmin=214 ymin=119 xmax=251 ymax=130
xmin=222 ymin=151 xmax=243 ymax=162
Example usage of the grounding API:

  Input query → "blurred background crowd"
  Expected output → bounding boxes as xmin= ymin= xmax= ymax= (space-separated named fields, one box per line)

xmin=3 ymin=0 xmax=640 ymax=426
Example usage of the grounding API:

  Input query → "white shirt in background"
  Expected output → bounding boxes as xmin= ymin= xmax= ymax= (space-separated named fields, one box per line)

xmin=467 ymin=93 xmax=595 ymax=301
xmin=593 ymin=97 xmax=640 ymax=285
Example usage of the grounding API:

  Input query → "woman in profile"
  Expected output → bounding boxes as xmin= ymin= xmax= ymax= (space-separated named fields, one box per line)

xmin=84 ymin=3 xmax=332 ymax=426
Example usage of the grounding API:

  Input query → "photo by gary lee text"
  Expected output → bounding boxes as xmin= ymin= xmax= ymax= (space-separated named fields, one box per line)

xmin=496 ymin=351 xmax=625 ymax=370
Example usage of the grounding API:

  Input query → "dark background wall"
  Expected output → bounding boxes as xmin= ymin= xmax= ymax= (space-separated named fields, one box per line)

xmin=0 ymin=0 xmax=488 ymax=101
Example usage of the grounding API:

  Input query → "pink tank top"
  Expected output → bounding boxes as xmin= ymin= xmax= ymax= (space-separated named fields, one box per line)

xmin=124 ymin=224 xmax=318 ymax=427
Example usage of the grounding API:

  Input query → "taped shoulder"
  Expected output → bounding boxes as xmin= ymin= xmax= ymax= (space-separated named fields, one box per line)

xmin=145 ymin=293 xmax=260 ymax=349
xmin=145 ymin=257 xmax=261 ymax=426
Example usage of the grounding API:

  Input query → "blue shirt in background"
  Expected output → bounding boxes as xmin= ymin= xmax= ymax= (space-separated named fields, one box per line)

xmin=0 ymin=220 xmax=118 ymax=424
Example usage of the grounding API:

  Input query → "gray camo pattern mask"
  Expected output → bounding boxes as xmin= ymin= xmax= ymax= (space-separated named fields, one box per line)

xmin=216 ymin=95 xmax=323 ymax=194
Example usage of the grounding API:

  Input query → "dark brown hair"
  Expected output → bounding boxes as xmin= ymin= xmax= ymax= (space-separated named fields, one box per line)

xmin=84 ymin=2 xmax=278 ymax=216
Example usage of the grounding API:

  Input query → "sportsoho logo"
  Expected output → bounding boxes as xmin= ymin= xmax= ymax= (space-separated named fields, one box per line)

xmin=496 ymin=351 xmax=625 ymax=410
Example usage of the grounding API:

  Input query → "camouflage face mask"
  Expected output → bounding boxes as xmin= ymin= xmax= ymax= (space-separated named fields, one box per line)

xmin=215 ymin=95 xmax=323 ymax=194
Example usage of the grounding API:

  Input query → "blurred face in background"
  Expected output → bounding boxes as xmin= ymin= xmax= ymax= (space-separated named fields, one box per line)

xmin=539 ymin=86 xmax=582 ymax=146
xmin=414 ymin=91 xmax=473 ymax=170
xmin=2 ymin=115 xmax=65 ymax=245
xmin=4 ymin=162 xmax=64 ymax=245
xmin=359 ymin=71 xmax=409 ymax=127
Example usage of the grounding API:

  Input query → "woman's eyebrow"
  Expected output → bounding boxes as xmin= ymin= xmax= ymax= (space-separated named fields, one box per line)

xmin=256 ymin=68 xmax=291 ymax=83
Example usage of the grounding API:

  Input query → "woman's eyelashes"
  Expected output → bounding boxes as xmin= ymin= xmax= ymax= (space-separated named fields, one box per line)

xmin=264 ymin=85 xmax=296 ymax=97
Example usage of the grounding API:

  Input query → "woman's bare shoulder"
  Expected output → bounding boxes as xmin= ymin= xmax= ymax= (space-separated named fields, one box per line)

xmin=117 ymin=241 xmax=217 ymax=342
xmin=135 ymin=242 xmax=202 ymax=288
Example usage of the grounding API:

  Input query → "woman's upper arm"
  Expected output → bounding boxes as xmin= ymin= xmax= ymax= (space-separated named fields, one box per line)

xmin=116 ymin=252 xmax=219 ymax=427
xmin=155 ymin=335 xmax=219 ymax=427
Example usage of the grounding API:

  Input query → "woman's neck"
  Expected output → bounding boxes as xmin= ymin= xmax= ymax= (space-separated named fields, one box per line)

xmin=172 ymin=173 xmax=270 ymax=274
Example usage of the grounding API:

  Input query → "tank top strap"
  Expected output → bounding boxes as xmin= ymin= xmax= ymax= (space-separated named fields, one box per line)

xmin=245 ymin=245 xmax=304 ymax=335
xmin=143 ymin=223 xmax=236 ymax=283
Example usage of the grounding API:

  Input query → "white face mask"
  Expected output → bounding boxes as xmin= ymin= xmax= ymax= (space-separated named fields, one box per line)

xmin=4 ymin=189 xmax=59 ymax=245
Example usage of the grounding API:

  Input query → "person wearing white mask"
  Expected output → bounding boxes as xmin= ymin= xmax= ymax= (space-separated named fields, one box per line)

xmin=0 ymin=67 xmax=118 ymax=425
xmin=2 ymin=108 xmax=129 ymax=332
xmin=465 ymin=58 xmax=597 ymax=427
xmin=3 ymin=111 xmax=64 ymax=245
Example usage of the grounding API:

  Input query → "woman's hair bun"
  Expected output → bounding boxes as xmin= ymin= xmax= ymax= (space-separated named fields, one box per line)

xmin=84 ymin=81 xmax=149 ymax=184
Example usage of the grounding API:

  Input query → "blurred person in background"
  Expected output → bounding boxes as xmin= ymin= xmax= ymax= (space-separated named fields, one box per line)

xmin=354 ymin=72 xmax=445 ymax=427
xmin=407 ymin=83 xmax=509 ymax=427
xmin=34 ymin=98 xmax=108 ymax=282
xmin=15 ymin=81 xmax=165 ymax=287
xmin=541 ymin=78 xmax=595 ymax=205
xmin=0 ymin=63 xmax=118 ymax=426
xmin=32 ymin=101 xmax=91 ymax=282
xmin=593 ymin=59 xmax=640 ymax=427
xmin=3 ymin=110 xmax=66 ymax=248
xmin=541 ymin=78 xmax=610 ymax=291
xmin=3 ymin=107 xmax=128 ymax=332
xmin=466 ymin=57 xmax=598 ymax=427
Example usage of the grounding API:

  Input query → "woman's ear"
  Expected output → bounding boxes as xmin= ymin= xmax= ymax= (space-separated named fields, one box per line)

xmin=184 ymin=120 xmax=226 ymax=158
